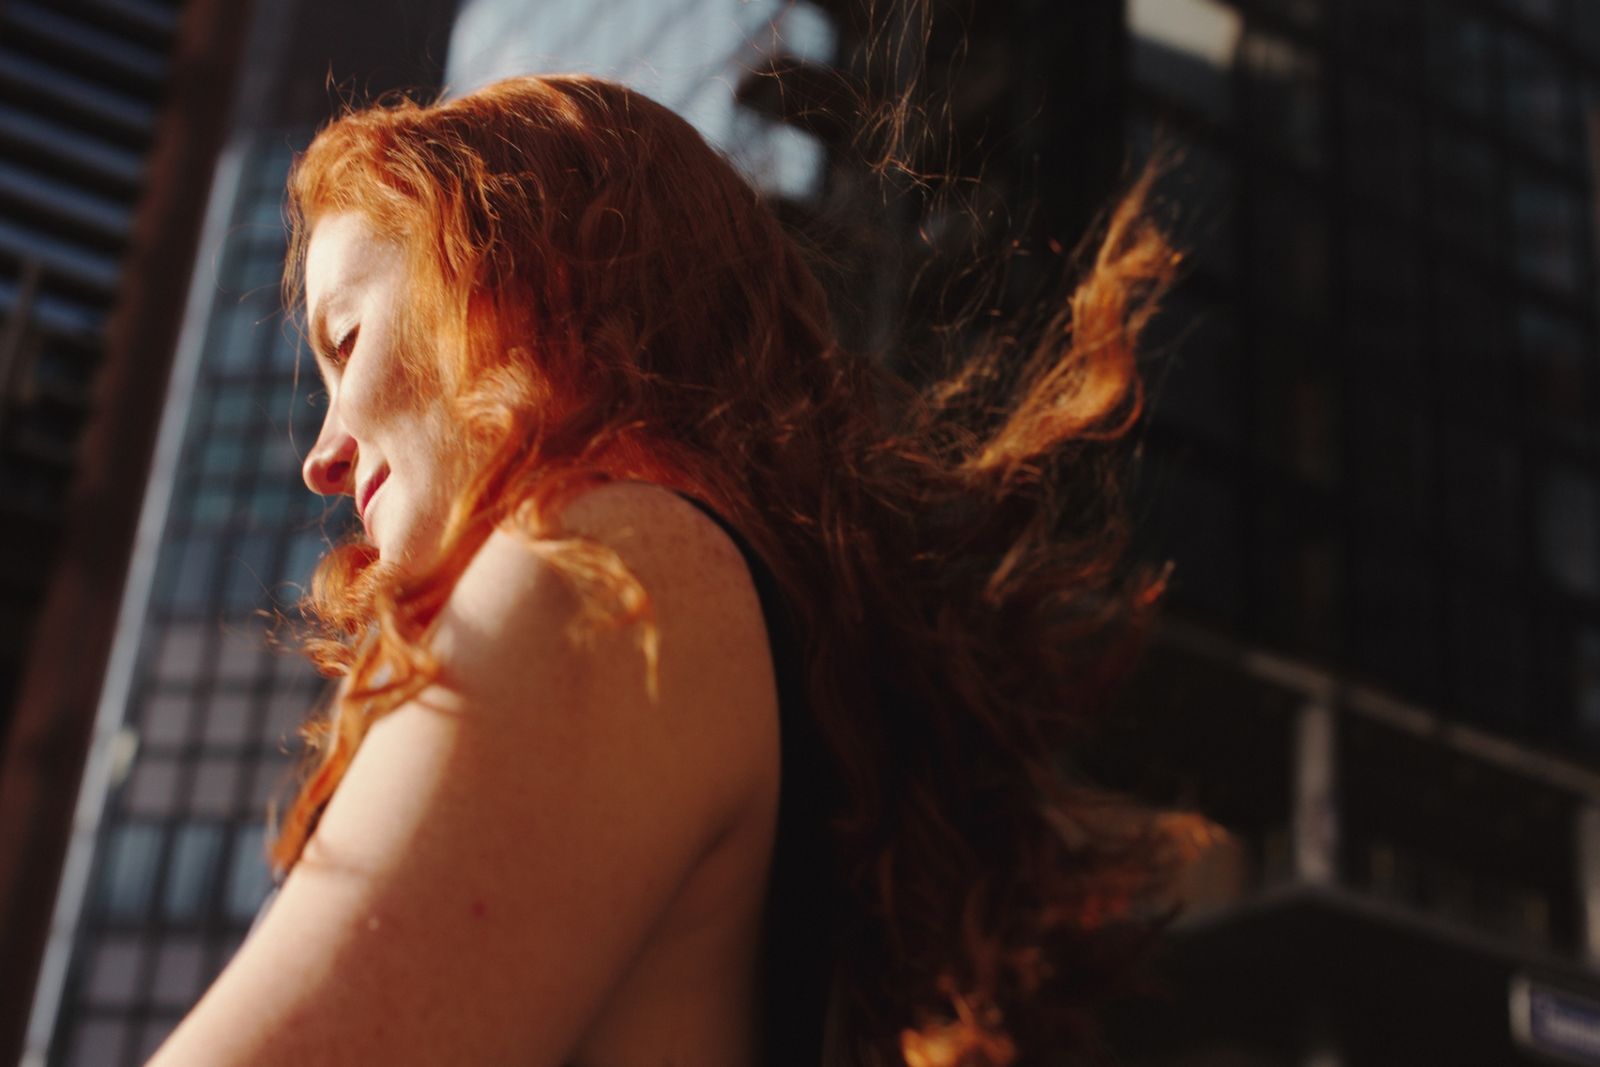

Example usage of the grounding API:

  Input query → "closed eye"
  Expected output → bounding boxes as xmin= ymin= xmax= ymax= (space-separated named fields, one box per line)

xmin=334 ymin=325 xmax=359 ymax=364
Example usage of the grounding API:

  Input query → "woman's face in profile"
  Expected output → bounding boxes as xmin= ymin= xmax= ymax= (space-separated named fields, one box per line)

xmin=302 ymin=212 xmax=456 ymax=568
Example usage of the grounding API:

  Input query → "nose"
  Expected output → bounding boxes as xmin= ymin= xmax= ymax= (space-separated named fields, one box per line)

xmin=303 ymin=401 xmax=357 ymax=496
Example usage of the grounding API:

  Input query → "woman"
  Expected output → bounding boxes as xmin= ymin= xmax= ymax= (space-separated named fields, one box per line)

xmin=147 ymin=74 xmax=1184 ymax=1067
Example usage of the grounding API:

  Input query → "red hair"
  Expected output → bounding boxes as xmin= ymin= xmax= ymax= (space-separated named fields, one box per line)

xmin=273 ymin=74 xmax=1192 ymax=1066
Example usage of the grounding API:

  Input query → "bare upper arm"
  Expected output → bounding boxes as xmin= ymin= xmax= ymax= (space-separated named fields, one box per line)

xmin=146 ymin=482 xmax=779 ymax=1066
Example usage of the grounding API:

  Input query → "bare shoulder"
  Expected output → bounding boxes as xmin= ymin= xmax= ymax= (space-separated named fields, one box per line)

xmin=432 ymin=480 xmax=768 ymax=695
xmin=142 ymin=484 xmax=780 ymax=1065
xmin=427 ymin=480 xmax=779 ymax=840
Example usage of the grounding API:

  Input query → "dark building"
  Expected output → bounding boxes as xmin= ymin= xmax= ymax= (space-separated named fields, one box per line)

xmin=740 ymin=0 xmax=1600 ymax=1063
xmin=1104 ymin=1 xmax=1600 ymax=1064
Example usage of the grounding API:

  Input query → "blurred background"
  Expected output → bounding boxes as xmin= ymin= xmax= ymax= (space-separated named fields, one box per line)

xmin=0 ymin=0 xmax=1594 ymax=1064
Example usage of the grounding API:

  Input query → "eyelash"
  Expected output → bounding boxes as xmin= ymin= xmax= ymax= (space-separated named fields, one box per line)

xmin=332 ymin=326 xmax=358 ymax=364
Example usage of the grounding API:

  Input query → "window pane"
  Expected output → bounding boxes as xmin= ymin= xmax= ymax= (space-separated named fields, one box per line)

xmin=1512 ymin=169 xmax=1585 ymax=297
xmin=1433 ymin=264 xmax=1509 ymax=416
xmin=199 ymin=435 xmax=249 ymax=479
xmin=1341 ymin=0 xmax=1423 ymax=78
xmin=1573 ymin=626 xmax=1600 ymax=747
xmin=121 ymin=756 xmax=181 ymax=817
xmin=263 ymin=685 xmax=314 ymax=750
xmin=137 ymin=1020 xmax=177 ymax=1066
xmin=1141 ymin=458 xmax=1245 ymax=624
xmin=1451 ymin=582 xmax=1531 ymax=727
xmin=1427 ymin=3 xmax=1494 ymax=117
xmin=1441 ymin=427 xmax=1522 ymax=571
xmin=250 ymin=754 xmax=294 ymax=816
xmin=152 ymin=622 xmax=209 ymax=686
xmin=192 ymin=755 xmax=242 ymax=816
xmin=1249 ymin=179 xmax=1328 ymax=321
xmin=84 ymin=935 xmax=144 ymax=1006
xmin=95 ymin=822 xmax=164 ymax=921
xmin=152 ymin=936 xmax=209 ymax=1009
xmin=1254 ymin=500 xmax=1342 ymax=660
xmin=1342 ymin=79 xmax=1421 ymax=214
xmin=66 ymin=1019 xmax=129 ymax=1067
xmin=225 ymin=823 xmax=274 ymax=922
xmin=1537 ymin=462 xmax=1599 ymax=596
xmin=1520 ymin=305 xmax=1593 ymax=448
xmin=1429 ymin=125 xmax=1498 ymax=259
xmin=1502 ymin=31 xmax=1574 ymax=163
xmin=1255 ymin=315 xmax=1340 ymax=488
xmin=208 ymin=383 xmax=260 ymax=431
xmin=138 ymin=693 xmax=193 ymax=747
xmin=161 ymin=533 xmax=220 ymax=614
xmin=1351 ymin=391 xmax=1433 ymax=541
xmin=1346 ymin=221 xmax=1424 ymax=382
xmin=1352 ymin=547 xmax=1441 ymax=700
xmin=163 ymin=822 xmax=225 ymax=922
xmin=223 ymin=533 xmax=277 ymax=612
xmin=1501 ymin=0 xmax=1564 ymax=25
xmin=201 ymin=691 xmax=254 ymax=746
xmin=280 ymin=532 xmax=326 ymax=592
xmin=217 ymin=625 xmax=264 ymax=683
xmin=188 ymin=483 xmax=235 ymax=526
xmin=207 ymin=300 xmax=268 ymax=373
xmin=1240 ymin=29 xmax=1322 ymax=168
xmin=1146 ymin=291 xmax=1242 ymax=448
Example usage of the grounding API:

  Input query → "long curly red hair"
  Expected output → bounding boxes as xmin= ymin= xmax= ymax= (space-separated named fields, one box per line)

xmin=270 ymin=73 xmax=1193 ymax=1066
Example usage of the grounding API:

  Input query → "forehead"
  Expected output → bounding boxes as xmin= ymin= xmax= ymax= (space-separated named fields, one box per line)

xmin=304 ymin=212 xmax=404 ymax=317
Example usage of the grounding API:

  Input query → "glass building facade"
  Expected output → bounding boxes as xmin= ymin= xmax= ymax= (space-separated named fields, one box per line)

xmin=34 ymin=138 xmax=334 ymax=1067
xmin=1113 ymin=1 xmax=1600 ymax=1064
xmin=1128 ymin=0 xmax=1600 ymax=764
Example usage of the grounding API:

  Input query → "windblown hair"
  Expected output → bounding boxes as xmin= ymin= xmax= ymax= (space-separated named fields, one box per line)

xmin=270 ymin=73 xmax=1192 ymax=1066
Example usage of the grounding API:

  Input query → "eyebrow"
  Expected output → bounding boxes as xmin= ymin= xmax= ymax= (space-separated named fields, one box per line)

xmin=309 ymin=288 xmax=346 ymax=364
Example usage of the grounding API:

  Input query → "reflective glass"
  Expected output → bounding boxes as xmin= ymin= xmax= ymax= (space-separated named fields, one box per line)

xmin=1502 ymin=30 xmax=1575 ymax=164
xmin=1537 ymin=462 xmax=1599 ymax=596
xmin=1240 ymin=29 xmax=1322 ymax=169
xmin=1519 ymin=304 xmax=1592 ymax=446
xmin=95 ymin=822 xmax=164 ymax=921
xmin=83 ymin=935 xmax=143 ymax=1006
xmin=121 ymin=756 xmax=180 ymax=817
xmin=1250 ymin=178 xmax=1328 ymax=321
xmin=1350 ymin=388 xmax=1433 ymax=540
xmin=224 ymin=822 xmax=273 ymax=922
xmin=1428 ymin=124 xmax=1498 ymax=259
xmin=1441 ymin=426 xmax=1522 ymax=571
xmin=1342 ymin=79 xmax=1422 ymax=214
xmin=162 ymin=822 xmax=225 ymax=922
xmin=151 ymin=936 xmax=208 ymax=1008
xmin=1144 ymin=290 xmax=1242 ymax=448
xmin=1450 ymin=581 xmax=1531 ymax=726
xmin=1511 ymin=168 xmax=1584 ymax=296
xmin=1433 ymin=263 xmax=1509 ymax=415
xmin=1427 ymin=2 xmax=1493 ymax=116
xmin=1352 ymin=547 xmax=1442 ymax=700
xmin=66 ymin=1019 xmax=128 ymax=1067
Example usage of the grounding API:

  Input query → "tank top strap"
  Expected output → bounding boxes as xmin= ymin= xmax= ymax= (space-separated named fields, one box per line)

xmin=670 ymin=490 xmax=838 ymax=1067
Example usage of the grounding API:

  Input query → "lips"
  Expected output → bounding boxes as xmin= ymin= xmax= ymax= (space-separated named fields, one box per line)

xmin=356 ymin=467 xmax=388 ymax=530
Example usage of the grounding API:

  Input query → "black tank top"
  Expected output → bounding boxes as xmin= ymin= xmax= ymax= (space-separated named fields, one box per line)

xmin=674 ymin=492 xmax=838 ymax=1067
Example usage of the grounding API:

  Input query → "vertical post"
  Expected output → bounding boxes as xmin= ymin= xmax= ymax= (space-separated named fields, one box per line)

xmin=1293 ymin=698 xmax=1339 ymax=887
xmin=1577 ymin=801 xmax=1600 ymax=963
xmin=0 ymin=257 xmax=41 ymax=444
